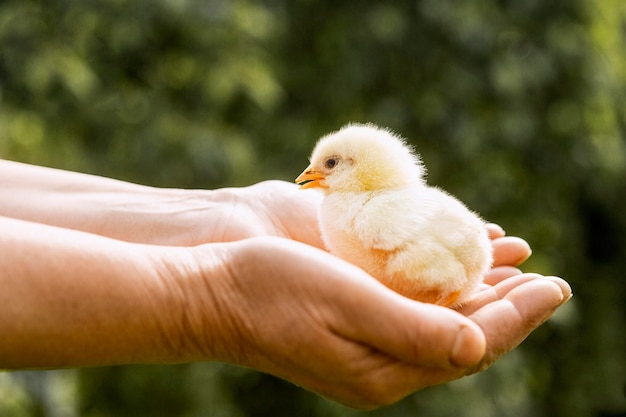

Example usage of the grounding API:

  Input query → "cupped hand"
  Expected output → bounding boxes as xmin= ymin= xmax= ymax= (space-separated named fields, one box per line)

xmin=182 ymin=228 xmax=571 ymax=410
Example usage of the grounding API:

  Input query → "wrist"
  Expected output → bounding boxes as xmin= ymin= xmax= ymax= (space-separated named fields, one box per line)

xmin=88 ymin=186 xmax=257 ymax=246
xmin=162 ymin=237 xmax=300 ymax=368
xmin=46 ymin=186 xmax=231 ymax=246
xmin=147 ymin=241 xmax=240 ymax=364
xmin=90 ymin=187 xmax=215 ymax=246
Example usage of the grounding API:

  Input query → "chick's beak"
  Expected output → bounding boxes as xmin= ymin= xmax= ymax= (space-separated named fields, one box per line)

xmin=295 ymin=167 xmax=327 ymax=189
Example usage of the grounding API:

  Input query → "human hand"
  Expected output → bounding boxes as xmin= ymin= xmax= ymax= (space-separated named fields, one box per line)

xmin=176 ymin=229 xmax=570 ymax=409
xmin=192 ymin=180 xmax=325 ymax=247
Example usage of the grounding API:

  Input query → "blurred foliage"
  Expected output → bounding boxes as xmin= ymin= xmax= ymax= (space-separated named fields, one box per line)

xmin=1 ymin=0 xmax=625 ymax=416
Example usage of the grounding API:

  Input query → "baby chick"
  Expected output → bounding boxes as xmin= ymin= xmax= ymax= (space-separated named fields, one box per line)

xmin=295 ymin=123 xmax=493 ymax=307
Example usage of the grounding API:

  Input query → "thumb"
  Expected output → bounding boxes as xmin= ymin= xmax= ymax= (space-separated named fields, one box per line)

xmin=330 ymin=277 xmax=486 ymax=369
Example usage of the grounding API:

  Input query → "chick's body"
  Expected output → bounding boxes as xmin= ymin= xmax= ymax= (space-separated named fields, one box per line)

xmin=296 ymin=124 xmax=492 ymax=307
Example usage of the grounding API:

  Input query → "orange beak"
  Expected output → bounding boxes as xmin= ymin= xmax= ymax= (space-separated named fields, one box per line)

xmin=295 ymin=167 xmax=327 ymax=189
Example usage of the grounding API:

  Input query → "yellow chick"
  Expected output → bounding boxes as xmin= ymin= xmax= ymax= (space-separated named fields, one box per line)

xmin=295 ymin=123 xmax=493 ymax=307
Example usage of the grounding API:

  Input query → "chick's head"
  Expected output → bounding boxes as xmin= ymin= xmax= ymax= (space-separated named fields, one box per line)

xmin=295 ymin=123 xmax=425 ymax=193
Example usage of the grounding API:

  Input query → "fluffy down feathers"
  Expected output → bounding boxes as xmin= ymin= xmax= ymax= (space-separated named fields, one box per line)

xmin=295 ymin=123 xmax=493 ymax=307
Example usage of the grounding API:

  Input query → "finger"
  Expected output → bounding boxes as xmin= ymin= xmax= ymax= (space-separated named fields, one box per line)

xmin=468 ymin=277 xmax=569 ymax=372
xmin=492 ymin=236 xmax=532 ymax=267
xmin=483 ymin=266 xmax=524 ymax=285
xmin=334 ymin=288 xmax=486 ymax=369
xmin=457 ymin=273 xmax=544 ymax=316
xmin=486 ymin=223 xmax=505 ymax=240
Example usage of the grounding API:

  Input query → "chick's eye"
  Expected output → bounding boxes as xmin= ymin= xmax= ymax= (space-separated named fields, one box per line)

xmin=325 ymin=157 xmax=338 ymax=170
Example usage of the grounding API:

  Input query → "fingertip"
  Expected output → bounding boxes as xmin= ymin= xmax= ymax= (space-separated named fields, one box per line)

xmin=450 ymin=322 xmax=486 ymax=368
xmin=492 ymin=236 xmax=532 ymax=267
xmin=486 ymin=223 xmax=505 ymax=239
xmin=510 ymin=238 xmax=532 ymax=264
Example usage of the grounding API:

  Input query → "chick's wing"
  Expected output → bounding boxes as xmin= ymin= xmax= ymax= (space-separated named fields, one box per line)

xmin=351 ymin=191 xmax=431 ymax=251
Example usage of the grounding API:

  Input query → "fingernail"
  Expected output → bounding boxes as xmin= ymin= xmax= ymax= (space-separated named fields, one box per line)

xmin=451 ymin=324 xmax=486 ymax=368
xmin=541 ymin=276 xmax=572 ymax=304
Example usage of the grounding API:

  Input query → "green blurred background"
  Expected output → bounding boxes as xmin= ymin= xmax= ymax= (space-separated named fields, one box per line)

xmin=1 ymin=0 xmax=625 ymax=416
